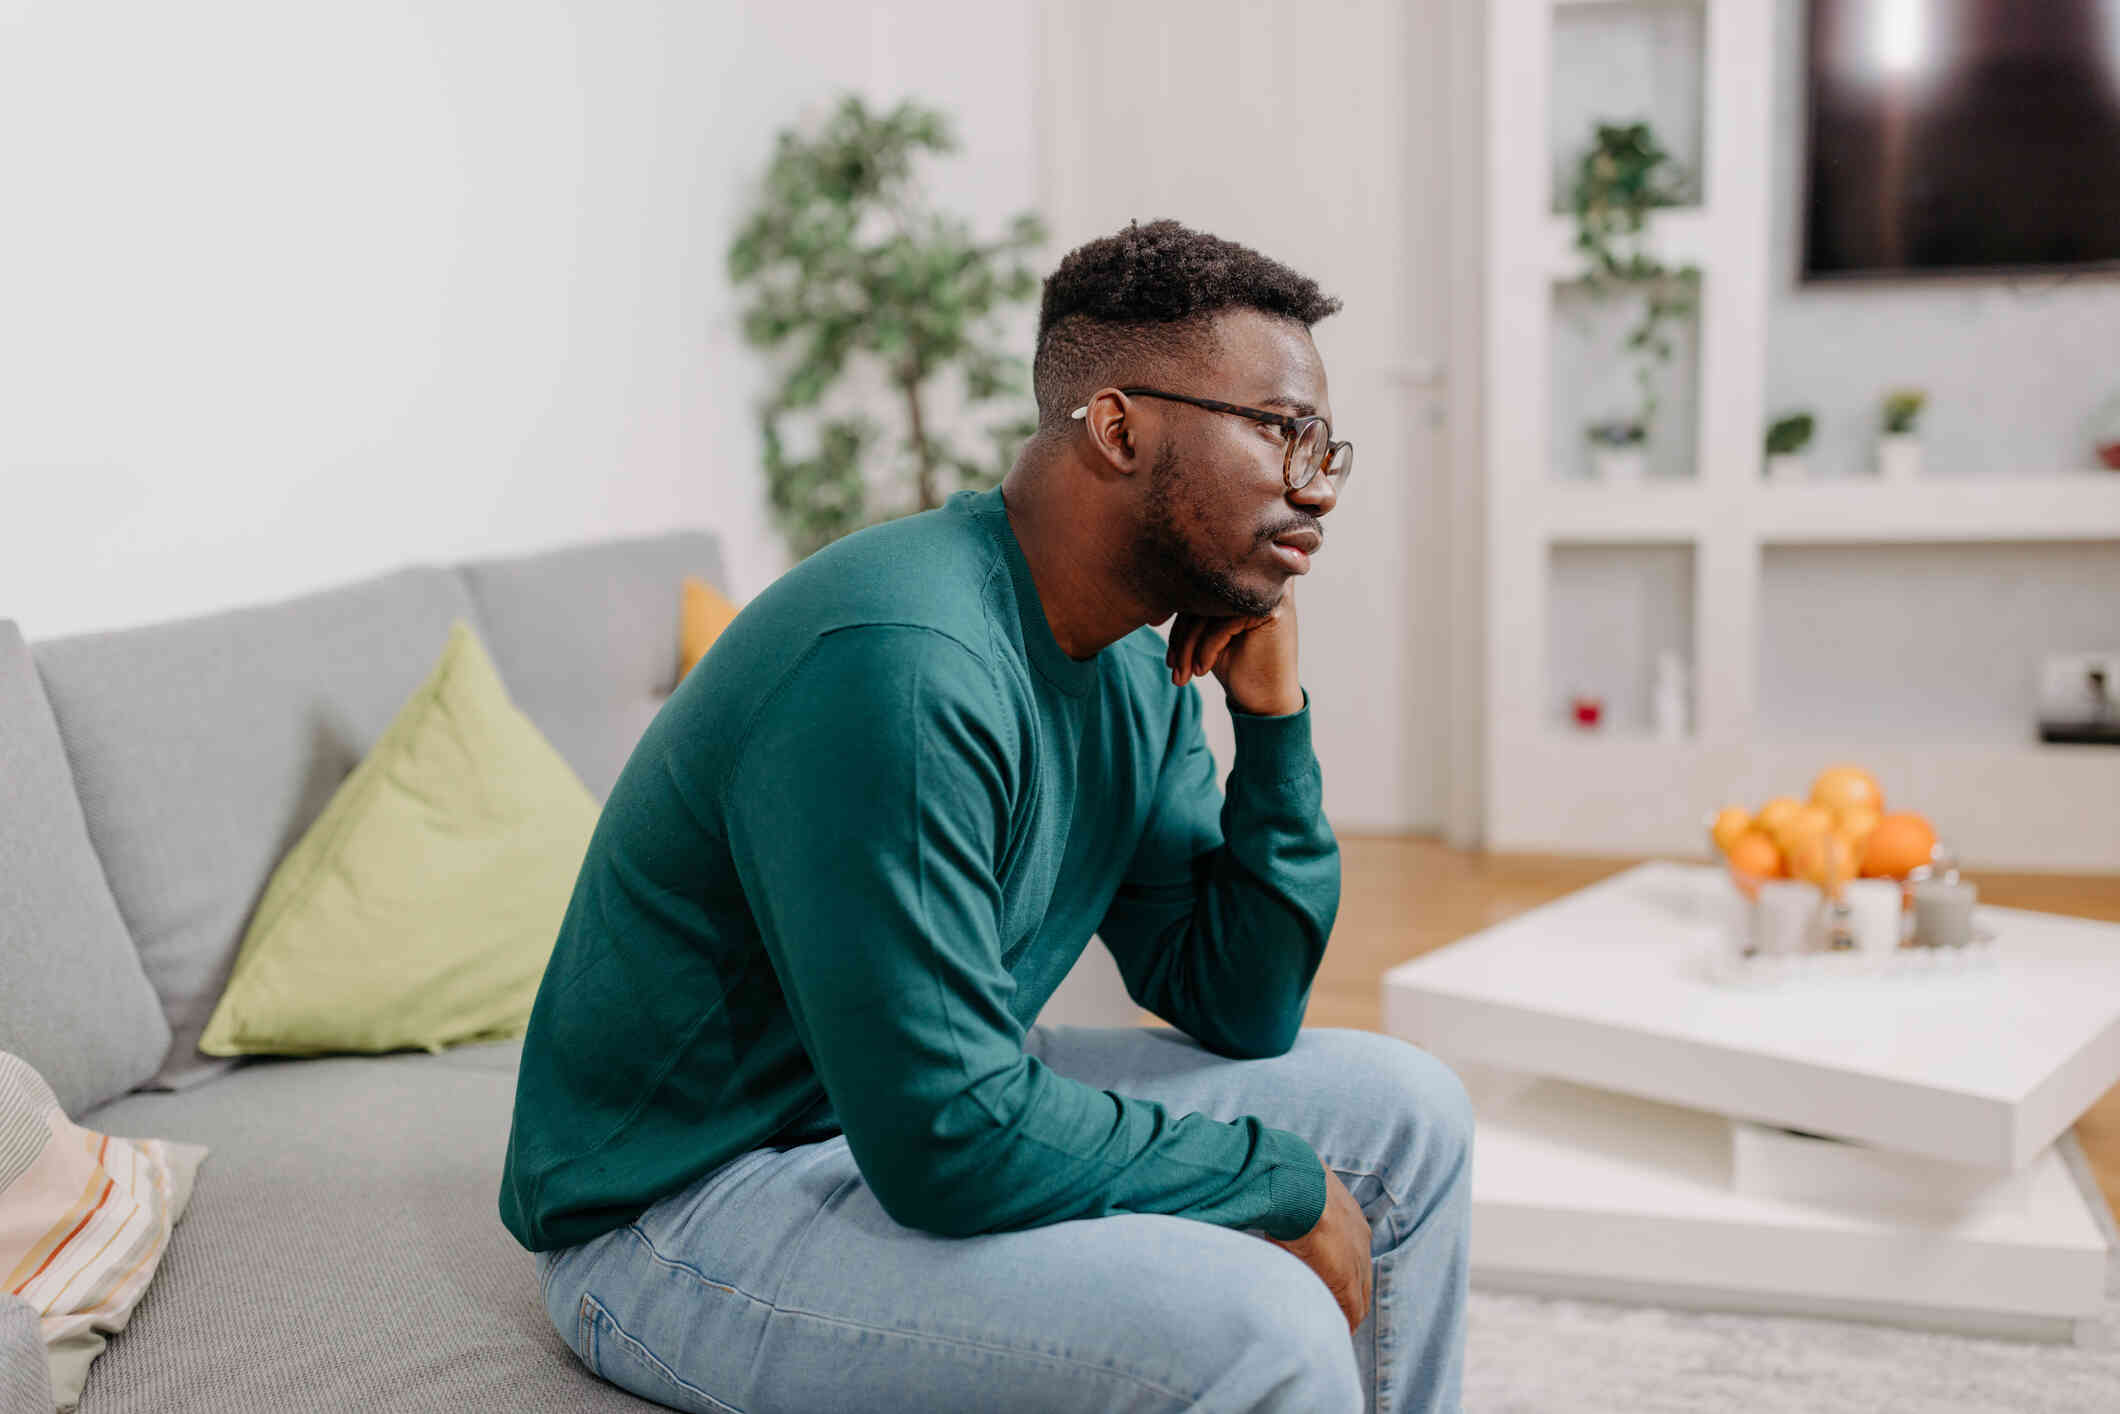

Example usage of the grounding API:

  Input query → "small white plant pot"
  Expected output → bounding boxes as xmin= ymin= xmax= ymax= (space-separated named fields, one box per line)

xmin=1591 ymin=446 xmax=1646 ymax=482
xmin=1764 ymin=452 xmax=1810 ymax=482
xmin=1878 ymin=433 xmax=1922 ymax=482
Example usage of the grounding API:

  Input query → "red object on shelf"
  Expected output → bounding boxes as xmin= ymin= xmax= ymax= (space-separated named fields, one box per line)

xmin=1571 ymin=696 xmax=1604 ymax=728
xmin=2096 ymin=441 xmax=2120 ymax=471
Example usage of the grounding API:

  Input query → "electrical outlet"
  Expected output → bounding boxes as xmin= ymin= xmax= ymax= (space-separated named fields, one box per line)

xmin=2039 ymin=652 xmax=2119 ymax=721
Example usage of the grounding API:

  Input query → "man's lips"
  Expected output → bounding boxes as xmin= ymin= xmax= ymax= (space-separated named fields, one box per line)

xmin=1271 ymin=529 xmax=1322 ymax=554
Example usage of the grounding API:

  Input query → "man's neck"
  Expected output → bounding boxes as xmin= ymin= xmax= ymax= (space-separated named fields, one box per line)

xmin=998 ymin=467 xmax=1159 ymax=662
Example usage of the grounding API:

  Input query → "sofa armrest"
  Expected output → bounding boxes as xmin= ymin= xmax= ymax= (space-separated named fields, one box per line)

xmin=0 ymin=1296 xmax=51 ymax=1414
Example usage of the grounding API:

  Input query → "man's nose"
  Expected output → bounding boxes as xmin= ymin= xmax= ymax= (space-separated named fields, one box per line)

xmin=1290 ymin=465 xmax=1339 ymax=518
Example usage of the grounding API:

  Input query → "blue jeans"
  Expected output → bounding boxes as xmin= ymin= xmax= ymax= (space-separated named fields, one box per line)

xmin=535 ymin=1024 xmax=1473 ymax=1413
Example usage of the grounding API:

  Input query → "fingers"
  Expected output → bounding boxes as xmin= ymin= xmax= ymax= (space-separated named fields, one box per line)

xmin=1165 ymin=616 xmax=1198 ymax=685
xmin=1194 ymin=617 xmax=1246 ymax=678
xmin=1165 ymin=613 xmax=1264 ymax=686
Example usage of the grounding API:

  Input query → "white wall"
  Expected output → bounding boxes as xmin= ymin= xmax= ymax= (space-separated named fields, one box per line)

xmin=1038 ymin=0 xmax=1454 ymax=835
xmin=0 ymin=0 xmax=1038 ymax=641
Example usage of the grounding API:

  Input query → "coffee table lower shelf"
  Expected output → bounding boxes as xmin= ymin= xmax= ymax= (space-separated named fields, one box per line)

xmin=1448 ymin=1064 xmax=2112 ymax=1342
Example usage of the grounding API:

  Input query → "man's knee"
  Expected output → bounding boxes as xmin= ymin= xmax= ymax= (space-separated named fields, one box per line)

xmin=1310 ymin=1029 xmax=1474 ymax=1160
xmin=1294 ymin=1031 xmax=1475 ymax=1255
xmin=1394 ymin=1039 xmax=1476 ymax=1166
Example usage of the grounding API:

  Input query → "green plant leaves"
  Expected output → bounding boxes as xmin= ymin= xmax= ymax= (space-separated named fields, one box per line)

xmin=1571 ymin=121 xmax=1698 ymax=437
xmin=729 ymin=94 xmax=1045 ymax=556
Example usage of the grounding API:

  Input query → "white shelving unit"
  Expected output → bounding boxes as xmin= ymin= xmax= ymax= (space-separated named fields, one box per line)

xmin=1481 ymin=0 xmax=2120 ymax=873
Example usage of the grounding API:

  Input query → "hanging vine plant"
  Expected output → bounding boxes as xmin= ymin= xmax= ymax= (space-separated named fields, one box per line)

xmin=1569 ymin=121 xmax=1700 ymax=440
xmin=729 ymin=95 xmax=1046 ymax=560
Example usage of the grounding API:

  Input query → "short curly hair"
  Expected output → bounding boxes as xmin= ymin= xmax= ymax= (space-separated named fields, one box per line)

xmin=1031 ymin=219 xmax=1342 ymax=433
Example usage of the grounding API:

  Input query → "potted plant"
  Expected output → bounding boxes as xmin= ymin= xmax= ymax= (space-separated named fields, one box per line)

xmin=1877 ymin=389 xmax=1926 ymax=482
xmin=728 ymin=95 xmax=1047 ymax=560
xmin=1570 ymin=122 xmax=1699 ymax=464
xmin=1586 ymin=418 xmax=1647 ymax=481
xmin=1764 ymin=412 xmax=1816 ymax=481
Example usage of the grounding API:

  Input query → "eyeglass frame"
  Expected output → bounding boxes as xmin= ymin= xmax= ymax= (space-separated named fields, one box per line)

xmin=1069 ymin=386 xmax=1354 ymax=493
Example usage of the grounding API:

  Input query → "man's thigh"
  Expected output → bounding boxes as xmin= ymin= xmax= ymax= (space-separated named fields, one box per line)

xmin=539 ymin=1130 xmax=1361 ymax=1414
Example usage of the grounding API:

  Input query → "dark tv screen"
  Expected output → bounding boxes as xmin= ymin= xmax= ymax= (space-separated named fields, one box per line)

xmin=1804 ymin=0 xmax=2120 ymax=279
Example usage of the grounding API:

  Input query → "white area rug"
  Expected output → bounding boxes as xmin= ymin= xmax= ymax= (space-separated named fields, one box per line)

xmin=1462 ymin=1146 xmax=2120 ymax=1412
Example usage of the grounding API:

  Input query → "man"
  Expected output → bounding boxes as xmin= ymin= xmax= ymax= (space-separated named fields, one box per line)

xmin=501 ymin=219 xmax=1472 ymax=1414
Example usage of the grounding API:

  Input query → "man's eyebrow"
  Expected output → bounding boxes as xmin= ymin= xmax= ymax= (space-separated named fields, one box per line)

xmin=1261 ymin=395 xmax=1319 ymax=417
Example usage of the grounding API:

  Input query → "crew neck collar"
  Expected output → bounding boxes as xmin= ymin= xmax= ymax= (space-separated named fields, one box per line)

xmin=963 ymin=485 xmax=1101 ymax=698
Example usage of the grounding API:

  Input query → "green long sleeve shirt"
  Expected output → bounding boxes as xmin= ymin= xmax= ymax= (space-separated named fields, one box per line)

xmin=498 ymin=484 xmax=1340 ymax=1253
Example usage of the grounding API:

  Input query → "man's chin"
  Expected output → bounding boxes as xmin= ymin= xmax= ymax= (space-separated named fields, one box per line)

xmin=1211 ymin=583 xmax=1281 ymax=620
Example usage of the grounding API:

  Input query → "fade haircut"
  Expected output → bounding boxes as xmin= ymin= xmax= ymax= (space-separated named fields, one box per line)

xmin=1031 ymin=219 xmax=1343 ymax=434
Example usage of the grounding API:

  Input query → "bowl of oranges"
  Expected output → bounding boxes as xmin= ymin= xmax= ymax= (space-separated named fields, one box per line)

xmin=1708 ymin=766 xmax=1940 ymax=903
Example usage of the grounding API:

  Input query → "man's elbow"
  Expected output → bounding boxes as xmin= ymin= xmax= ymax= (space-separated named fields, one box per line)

xmin=853 ymin=1111 xmax=1015 ymax=1238
xmin=868 ymin=1169 xmax=987 ymax=1237
xmin=1195 ymin=1007 xmax=1304 ymax=1061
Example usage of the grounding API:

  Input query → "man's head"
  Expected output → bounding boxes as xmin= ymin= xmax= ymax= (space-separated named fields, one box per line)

xmin=1027 ymin=219 xmax=1345 ymax=620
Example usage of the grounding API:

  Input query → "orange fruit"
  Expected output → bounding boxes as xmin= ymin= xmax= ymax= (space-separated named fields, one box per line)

xmin=1710 ymin=806 xmax=1752 ymax=854
xmin=1834 ymin=805 xmax=1881 ymax=852
xmin=1774 ymin=803 xmax=1835 ymax=853
xmin=1861 ymin=812 xmax=1938 ymax=879
xmin=1811 ymin=765 xmax=1884 ymax=816
xmin=1790 ymin=831 xmax=1857 ymax=895
xmin=1754 ymin=796 xmax=1803 ymax=840
xmin=1725 ymin=831 xmax=1784 ymax=898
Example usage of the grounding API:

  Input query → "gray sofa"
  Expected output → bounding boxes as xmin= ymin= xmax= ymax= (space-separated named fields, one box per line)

xmin=0 ymin=528 xmax=1144 ymax=1412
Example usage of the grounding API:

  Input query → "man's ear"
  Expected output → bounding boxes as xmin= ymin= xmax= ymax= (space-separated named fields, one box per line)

xmin=1074 ymin=388 xmax=1139 ymax=474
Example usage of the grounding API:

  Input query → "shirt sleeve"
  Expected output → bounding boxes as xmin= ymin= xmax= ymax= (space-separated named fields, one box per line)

xmin=714 ymin=625 xmax=1329 ymax=1242
xmin=1094 ymin=679 xmax=1340 ymax=1062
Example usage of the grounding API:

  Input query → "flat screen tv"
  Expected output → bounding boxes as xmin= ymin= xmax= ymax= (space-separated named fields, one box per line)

xmin=1803 ymin=0 xmax=2120 ymax=281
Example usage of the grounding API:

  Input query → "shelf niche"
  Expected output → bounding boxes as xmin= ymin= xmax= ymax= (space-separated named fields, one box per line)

xmin=1546 ymin=540 xmax=1698 ymax=738
xmin=1757 ymin=540 xmax=2120 ymax=744
xmin=1549 ymin=0 xmax=1708 ymax=215
xmin=1550 ymin=272 xmax=1703 ymax=483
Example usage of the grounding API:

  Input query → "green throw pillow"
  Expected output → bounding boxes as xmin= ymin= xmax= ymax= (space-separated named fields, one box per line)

xmin=198 ymin=619 xmax=598 ymax=1058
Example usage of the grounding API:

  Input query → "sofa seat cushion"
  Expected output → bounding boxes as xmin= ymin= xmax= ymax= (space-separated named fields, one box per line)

xmin=74 ymin=1043 xmax=660 ymax=1411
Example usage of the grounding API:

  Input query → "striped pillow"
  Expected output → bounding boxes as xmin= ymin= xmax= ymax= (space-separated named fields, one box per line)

xmin=1 ymin=1051 xmax=207 ymax=1410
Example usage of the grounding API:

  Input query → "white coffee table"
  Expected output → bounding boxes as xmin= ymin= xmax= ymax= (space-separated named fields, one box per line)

xmin=1381 ymin=861 xmax=2120 ymax=1340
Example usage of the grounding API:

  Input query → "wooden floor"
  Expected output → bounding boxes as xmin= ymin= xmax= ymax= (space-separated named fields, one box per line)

xmin=1148 ymin=837 xmax=2120 ymax=1223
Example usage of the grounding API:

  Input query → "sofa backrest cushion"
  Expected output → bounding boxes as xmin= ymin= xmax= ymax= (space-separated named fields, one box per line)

xmin=460 ymin=529 xmax=725 ymax=802
xmin=0 ymin=623 xmax=170 ymax=1117
xmin=31 ymin=567 xmax=480 ymax=1092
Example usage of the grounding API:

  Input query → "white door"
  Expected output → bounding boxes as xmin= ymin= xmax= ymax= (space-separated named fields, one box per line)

xmin=1034 ymin=0 xmax=1460 ymax=1026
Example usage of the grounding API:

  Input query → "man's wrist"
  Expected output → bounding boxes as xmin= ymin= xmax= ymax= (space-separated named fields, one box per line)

xmin=1227 ymin=684 xmax=1306 ymax=718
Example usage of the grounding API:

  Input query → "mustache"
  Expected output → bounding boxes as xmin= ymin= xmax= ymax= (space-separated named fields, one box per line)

xmin=1263 ymin=519 xmax=1323 ymax=546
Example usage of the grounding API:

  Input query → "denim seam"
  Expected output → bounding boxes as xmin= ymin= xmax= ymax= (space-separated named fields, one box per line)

xmin=619 ymin=1220 xmax=1201 ymax=1406
xmin=1374 ymin=1238 xmax=1397 ymax=1403
xmin=582 ymin=1292 xmax=745 ymax=1414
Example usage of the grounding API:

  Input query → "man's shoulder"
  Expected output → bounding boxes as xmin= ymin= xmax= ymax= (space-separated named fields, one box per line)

xmin=734 ymin=504 xmax=1004 ymax=663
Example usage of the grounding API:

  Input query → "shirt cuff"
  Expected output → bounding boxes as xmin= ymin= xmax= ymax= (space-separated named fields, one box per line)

xmin=1260 ymin=1126 xmax=1331 ymax=1240
xmin=1227 ymin=685 xmax=1317 ymax=784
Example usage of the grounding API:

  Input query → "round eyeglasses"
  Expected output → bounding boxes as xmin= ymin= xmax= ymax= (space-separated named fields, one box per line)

xmin=1070 ymin=387 xmax=1354 ymax=493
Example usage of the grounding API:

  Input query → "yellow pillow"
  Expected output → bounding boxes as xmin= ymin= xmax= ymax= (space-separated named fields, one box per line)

xmin=679 ymin=575 xmax=740 ymax=681
xmin=198 ymin=620 xmax=597 ymax=1058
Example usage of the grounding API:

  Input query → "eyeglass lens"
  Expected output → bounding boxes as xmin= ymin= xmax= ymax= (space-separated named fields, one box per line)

xmin=1289 ymin=423 xmax=1355 ymax=491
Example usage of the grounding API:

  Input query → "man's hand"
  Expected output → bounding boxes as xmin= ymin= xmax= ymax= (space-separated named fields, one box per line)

xmin=1164 ymin=580 xmax=1302 ymax=716
xmin=1262 ymin=1164 xmax=1373 ymax=1331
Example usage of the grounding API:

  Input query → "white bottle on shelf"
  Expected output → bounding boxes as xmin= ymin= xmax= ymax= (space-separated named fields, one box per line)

xmin=1652 ymin=650 xmax=1689 ymax=741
